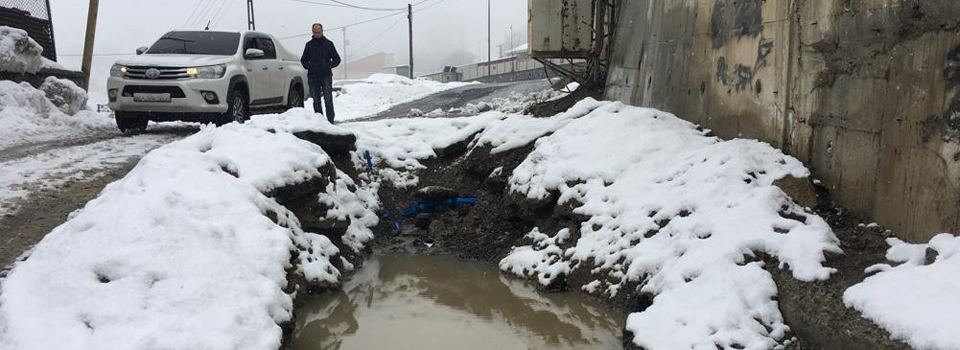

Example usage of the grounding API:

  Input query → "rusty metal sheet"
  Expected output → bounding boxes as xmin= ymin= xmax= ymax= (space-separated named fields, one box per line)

xmin=528 ymin=0 xmax=593 ymax=58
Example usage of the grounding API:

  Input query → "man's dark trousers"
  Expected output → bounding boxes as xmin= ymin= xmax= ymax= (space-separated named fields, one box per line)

xmin=309 ymin=75 xmax=335 ymax=123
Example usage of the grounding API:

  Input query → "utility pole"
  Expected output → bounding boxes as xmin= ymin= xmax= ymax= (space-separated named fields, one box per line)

xmin=407 ymin=3 xmax=414 ymax=79
xmin=80 ymin=0 xmax=99 ymax=90
xmin=247 ymin=0 xmax=256 ymax=30
xmin=342 ymin=28 xmax=348 ymax=80
xmin=487 ymin=0 xmax=491 ymax=82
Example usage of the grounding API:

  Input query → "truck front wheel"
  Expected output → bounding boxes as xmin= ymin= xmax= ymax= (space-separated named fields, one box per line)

xmin=115 ymin=112 xmax=148 ymax=134
xmin=219 ymin=88 xmax=248 ymax=126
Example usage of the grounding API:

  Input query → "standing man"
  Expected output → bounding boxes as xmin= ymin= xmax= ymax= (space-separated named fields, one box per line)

xmin=301 ymin=23 xmax=341 ymax=123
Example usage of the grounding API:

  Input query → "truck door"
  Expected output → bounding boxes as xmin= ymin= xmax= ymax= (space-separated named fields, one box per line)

xmin=255 ymin=37 xmax=284 ymax=104
xmin=242 ymin=36 xmax=276 ymax=106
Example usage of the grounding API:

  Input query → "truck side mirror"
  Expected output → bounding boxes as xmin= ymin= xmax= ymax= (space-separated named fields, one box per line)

xmin=244 ymin=48 xmax=265 ymax=59
xmin=136 ymin=46 xmax=149 ymax=55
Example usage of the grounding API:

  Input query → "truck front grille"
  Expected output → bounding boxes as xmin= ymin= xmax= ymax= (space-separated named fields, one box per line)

xmin=125 ymin=66 xmax=189 ymax=80
xmin=121 ymin=86 xmax=187 ymax=98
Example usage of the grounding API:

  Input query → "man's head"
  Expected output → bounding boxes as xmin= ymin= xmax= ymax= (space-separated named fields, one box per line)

xmin=312 ymin=23 xmax=324 ymax=39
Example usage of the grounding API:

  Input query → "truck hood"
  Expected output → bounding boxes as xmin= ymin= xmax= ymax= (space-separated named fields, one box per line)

xmin=115 ymin=54 xmax=235 ymax=67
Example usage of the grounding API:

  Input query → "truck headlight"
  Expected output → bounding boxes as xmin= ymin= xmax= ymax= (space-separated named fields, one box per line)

xmin=110 ymin=64 xmax=127 ymax=77
xmin=186 ymin=64 xmax=226 ymax=79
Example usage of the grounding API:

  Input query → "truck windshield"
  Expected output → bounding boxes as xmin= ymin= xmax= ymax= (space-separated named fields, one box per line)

xmin=146 ymin=31 xmax=240 ymax=55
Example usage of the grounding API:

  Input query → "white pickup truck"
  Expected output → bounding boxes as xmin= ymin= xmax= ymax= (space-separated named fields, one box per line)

xmin=107 ymin=30 xmax=307 ymax=132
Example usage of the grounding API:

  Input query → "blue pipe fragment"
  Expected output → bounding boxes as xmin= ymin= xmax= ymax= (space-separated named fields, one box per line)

xmin=363 ymin=150 xmax=374 ymax=172
xmin=401 ymin=197 xmax=478 ymax=217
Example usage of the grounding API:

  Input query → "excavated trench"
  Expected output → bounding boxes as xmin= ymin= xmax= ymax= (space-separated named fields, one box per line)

xmin=270 ymin=102 xmax=912 ymax=350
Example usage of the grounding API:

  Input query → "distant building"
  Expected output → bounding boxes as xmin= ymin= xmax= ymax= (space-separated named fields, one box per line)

xmin=382 ymin=65 xmax=410 ymax=78
xmin=333 ymin=52 xmax=394 ymax=80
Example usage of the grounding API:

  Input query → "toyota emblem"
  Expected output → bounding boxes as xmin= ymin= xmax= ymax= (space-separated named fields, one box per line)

xmin=145 ymin=68 xmax=161 ymax=79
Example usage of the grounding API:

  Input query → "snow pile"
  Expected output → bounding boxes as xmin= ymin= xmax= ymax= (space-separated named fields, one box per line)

xmin=0 ymin=125 xmax=348 ymax=350
xmin=343 ymin=112 xmax=505 ymax=187
xmin=0 ymin=80 xmax=113 ymax=151
xmin=0 ymin=26 xmax=43 ymax=74
xmin=40 ymin=76 xmax=88 ymax=116
xmin=844 ymin=233 xmax=960 ymax=350
xmin=317 ymin=169 xmax=381 ymax=253
xmin=328 ymin=74 xmax=473 ymax=121
xmin=499 ymin=227 xmax=572 ymax=286
xmin=250 ymin=108 xmax=354 ymax=136
xmin=341 ymin=99 xmax=602 ymax=188
xmin=473 ymin=98 xmax=604 ymax=154
xmin=498 ymin=100 xmax=841 ymax=350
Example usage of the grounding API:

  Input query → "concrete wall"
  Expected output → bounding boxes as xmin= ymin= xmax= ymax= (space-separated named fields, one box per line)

xmin=605 ymin=0 xmax=960 ymax=242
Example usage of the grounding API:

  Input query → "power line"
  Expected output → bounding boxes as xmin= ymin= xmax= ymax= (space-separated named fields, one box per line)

xmin=211 ymin=0 xmax=237 ymax=27
xmin=325 ymin=0 xmax=407 ymax=11
xmin=413 ymin=0 xmax=451 ymax=13
xmin=192 ymin=0 xmax=224 ymax=28
xmin=188 ymin=0 xmax=214 ymax=27
xmin=183 ymin=0 xmax=208 ymax=28
xmin=281 ymin=0 xmax=352 ymax=8
xmin=347 ymin=15 xmax=405 ymax=59
xmin=277 ymin=0 xmax=446 ymax=41
xmin=278 ymin=10 xmax=404 ymax=40
xmin=206 ymin=0 xmax=233 ymax=28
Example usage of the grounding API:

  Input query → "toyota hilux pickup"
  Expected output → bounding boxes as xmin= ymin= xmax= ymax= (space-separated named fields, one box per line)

xmin=107 ymin=30 xmax=307 ymax=132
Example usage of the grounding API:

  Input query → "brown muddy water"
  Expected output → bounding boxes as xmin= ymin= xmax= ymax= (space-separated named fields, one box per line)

xmin=290 ymin=254 xmax=625 ymax=350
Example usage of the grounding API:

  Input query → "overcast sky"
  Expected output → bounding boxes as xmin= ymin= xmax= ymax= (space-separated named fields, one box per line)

xmin=48 ymin=0 xmax=528 ymax=98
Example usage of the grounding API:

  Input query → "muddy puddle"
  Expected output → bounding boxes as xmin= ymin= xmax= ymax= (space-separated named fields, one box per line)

xmin=290 ymin=254 xmax=625 ymax=350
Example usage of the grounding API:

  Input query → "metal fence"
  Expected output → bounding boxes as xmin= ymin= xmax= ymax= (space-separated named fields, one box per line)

xmin=0 ymin=0 xmax=56 ymax=61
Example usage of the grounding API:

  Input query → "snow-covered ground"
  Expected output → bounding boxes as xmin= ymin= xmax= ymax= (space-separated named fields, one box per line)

xmin=844 ymin=234 xmax=960 ymax=350
xmin=497 ymin=100 xmax=839 ymax=350
xmin=306 ymin=74 xmax=474 ymax=121
xmin=0 ymin=124 xmax=374 ymax=350
xmin=0 ymin=75 xmax=471 ymax=350
xmin=3 ymin=63 xmax=954 ymax=350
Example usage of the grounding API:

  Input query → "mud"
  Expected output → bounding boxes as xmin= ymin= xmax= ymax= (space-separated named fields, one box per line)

xmin=769 ymin=202 xmax=912 ymax=350
xmin=289 ymin=254 xmax=625 ymax=350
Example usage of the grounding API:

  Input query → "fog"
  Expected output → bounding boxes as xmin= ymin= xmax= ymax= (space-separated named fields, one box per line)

xmin=47 ymin=0 xmax=528 ymax=101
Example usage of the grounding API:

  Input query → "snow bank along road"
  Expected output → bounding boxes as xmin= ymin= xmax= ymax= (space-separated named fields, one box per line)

xmin=2 ymin=73 xmax=956 ymax=350
xmin=0 ymin=74 xmax=479 ymax=272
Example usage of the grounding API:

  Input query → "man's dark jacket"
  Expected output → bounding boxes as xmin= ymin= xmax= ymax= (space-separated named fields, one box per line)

xmin=301 ymin=36 xmax=341 ymax=78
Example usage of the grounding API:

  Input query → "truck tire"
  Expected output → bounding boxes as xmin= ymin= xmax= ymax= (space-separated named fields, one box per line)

xmin=219 ymin=88 xmax=248 ymax=126
xmin=115 ymin=112 xmax=148 ymax=135
xmin=286 ymin=85 xmax=304 ymax=110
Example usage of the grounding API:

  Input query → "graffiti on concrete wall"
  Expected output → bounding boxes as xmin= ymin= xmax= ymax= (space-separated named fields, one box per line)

xmin=715 ymin=39 xmax=774 ymax=93
xmin=709 ymin=0 xmax=763 ymax=49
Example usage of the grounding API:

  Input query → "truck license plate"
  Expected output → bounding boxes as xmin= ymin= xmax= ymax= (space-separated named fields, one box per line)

xmin=133 ymin=93 xmax=171 ymax=102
